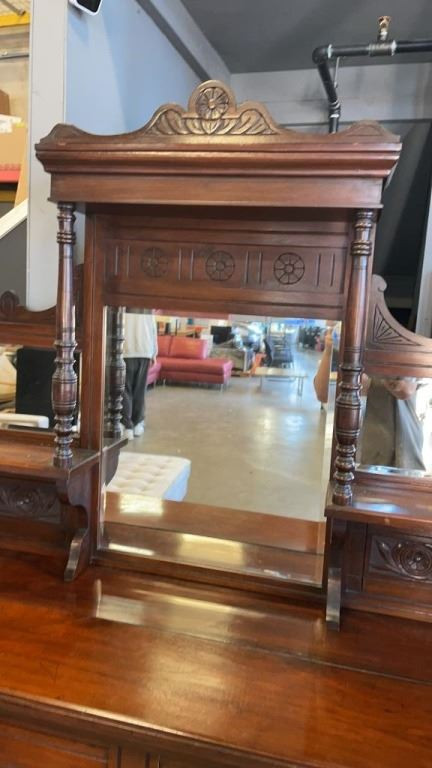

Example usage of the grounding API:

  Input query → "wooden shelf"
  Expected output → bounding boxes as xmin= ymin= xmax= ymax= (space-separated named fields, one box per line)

xmin=326 ymin=481 xmax=432 ymax=530
xmin=0 ymin=439 xmax=98 ymax=482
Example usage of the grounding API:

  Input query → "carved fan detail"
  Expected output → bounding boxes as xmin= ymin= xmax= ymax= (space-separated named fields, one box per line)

xmin=373 ymin=306 xmax=419 ymax=346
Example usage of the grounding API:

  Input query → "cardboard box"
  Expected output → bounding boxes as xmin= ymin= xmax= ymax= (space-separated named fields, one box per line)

xmin=0 ymin=90 xmax=10 ymax=116
xmin=14 ymin=136 xmax=28 ymax=206
xmin=0 ymin=123 xmax=26 ymax=166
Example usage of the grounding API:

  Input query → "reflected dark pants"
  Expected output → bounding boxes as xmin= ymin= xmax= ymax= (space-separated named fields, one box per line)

xmin=122 ymin=357 xmax=150 ymax=429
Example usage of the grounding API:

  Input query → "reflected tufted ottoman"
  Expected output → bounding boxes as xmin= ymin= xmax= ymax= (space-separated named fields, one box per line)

xmin=107 ymin=451 xmax=191 ymax=502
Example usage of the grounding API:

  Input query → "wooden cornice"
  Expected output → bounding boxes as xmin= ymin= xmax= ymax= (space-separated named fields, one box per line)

xmin=35 ymin=81 xmax=401 ymax=209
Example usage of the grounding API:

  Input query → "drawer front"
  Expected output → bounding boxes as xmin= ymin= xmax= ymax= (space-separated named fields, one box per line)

xmin=364 ymin=528 xmax=432 ymax=605
xmin=0 ymin=722 xmax=113 ymax=768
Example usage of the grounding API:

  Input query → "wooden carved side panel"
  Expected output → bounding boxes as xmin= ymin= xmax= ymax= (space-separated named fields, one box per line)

xmin=0 ymin=264 xmax=83 ymax=348
xmin=365 ymin=275 xmax=432 ymax=377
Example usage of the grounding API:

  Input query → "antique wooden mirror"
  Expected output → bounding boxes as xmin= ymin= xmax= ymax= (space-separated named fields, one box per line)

xmin=10 ymin=79 xmax=432 ymax=630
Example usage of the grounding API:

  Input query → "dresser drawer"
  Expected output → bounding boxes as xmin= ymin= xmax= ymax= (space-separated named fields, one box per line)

xmin=0 ymin=722 xmax=113 ymax=768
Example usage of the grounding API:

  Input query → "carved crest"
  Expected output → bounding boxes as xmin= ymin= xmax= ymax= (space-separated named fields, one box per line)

xmin=145 ymin=80 xmax=280 ymax=137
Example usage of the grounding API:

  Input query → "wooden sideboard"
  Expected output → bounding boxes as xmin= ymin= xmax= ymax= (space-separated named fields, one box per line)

xmin=3 ymin=80 xmax=432 ymax=767
xmin=0 ymin=553 xmax=431 ymax=768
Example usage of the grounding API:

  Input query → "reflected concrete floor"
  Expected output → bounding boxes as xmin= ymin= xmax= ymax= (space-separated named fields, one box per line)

xmin=126 ymin=349 xmax=332 ymax=521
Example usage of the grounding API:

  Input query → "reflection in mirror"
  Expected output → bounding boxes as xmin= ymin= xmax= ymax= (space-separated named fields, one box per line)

xmin=0 ymin=343 xmax=80 ymax=433
xmin=357 ymin=375 xmax=432 ymax=477
xmin=101 ymin=307 xmax=339 ymax=584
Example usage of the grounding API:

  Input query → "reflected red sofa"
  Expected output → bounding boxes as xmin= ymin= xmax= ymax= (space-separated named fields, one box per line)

xmin=148 ymin=336 xmax=232 ymax=387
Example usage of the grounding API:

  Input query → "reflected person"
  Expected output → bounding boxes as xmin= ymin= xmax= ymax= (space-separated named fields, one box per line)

xmin=122 ymin=309 xmax=158 ymax=440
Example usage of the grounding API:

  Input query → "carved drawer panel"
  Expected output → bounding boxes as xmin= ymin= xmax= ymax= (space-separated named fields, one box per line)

xmin=0 ymin=478 xmax=60 ymax=523
xmin=104 ymin=240 xmax=346 ymax=294
xmin=364 ymin=528 xmax=432 ymax=605
xmin=0 ymin=722 xmax=113 ymax=768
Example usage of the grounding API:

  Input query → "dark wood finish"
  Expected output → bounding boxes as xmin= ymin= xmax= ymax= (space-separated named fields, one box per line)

xmin=53 ymin=202 xmax=78 ymax=468
xmin=36 ymin=79 xmax=399 ymax=211
xmin=0 ymin=435 xmax=98 ymax=580
xmin=105 ymin=493 xmax=325 ymax=552
xmin=326 ymin=244 xmax=432 ymax=627
xmin=0 ymin=555 xmax=431 ymax=766
xmin=101 ymin=522 xmax=323 ymax=595
xmin=31 ymin=78 xmax=403 ymax=592
xmin=333 ymin=209 xmax=374 ymax=505
xmin=326 ymin=481 xmax=432 ymax=625
xmin=5 ymin=74 xmax=432 ymax=767
xmin=98 ymin=208 xmax=352 ymax=319
xmin=365 ymin=274 xmax=432 ymax=377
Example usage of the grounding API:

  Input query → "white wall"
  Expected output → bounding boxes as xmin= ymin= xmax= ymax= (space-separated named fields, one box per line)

xmin=66 ymin=0 xmax=199 ymax=134
xmin=232 ymin=62 xmax=432 ymax=127
xmin=27 ymin=0 xmax=201 ymax=309
xmin=27 ymin=0 xmax=68 ymax=311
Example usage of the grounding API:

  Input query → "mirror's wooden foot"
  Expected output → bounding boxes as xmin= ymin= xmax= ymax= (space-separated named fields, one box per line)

xmin=64 ymin=528 xmax=90 ymax=582
xmin=325 ymin=519 xmax=346 ymax=631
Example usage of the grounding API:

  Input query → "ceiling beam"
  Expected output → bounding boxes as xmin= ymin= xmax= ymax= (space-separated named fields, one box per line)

xmin=135 ymin=0 xmax=229 ymax=83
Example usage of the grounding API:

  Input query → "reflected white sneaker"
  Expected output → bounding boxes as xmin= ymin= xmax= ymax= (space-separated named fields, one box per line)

xmin=125 ymin=428 xmax=134 ymax=440
xmin=133 ymin=421 xmax=145 ymax=437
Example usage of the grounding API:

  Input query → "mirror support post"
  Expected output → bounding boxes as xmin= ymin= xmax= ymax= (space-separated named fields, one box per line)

xmin=106 ymin=306 xmax=126 ymax=438
xmin=333 ymin=209 xmax=375 ymax=505
xmin=53 ymin=202 xmax=77 ymax=468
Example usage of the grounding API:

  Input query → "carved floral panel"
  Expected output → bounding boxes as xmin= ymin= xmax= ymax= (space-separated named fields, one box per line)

xmin=0 ymin=480 xmax=60 ymax=523
xmin=369 ymin=534 xmax=432 ymax=584
xmin=104 ymin=240 xmax=346 ymax=295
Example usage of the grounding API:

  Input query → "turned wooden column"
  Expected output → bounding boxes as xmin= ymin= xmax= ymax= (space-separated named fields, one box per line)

xmin=53 ymin=203 xmax=77 ymax=468
xmin=105 ymin=306 xmax=126 ymax=438
xmin=333 ymin=209 xmax=375 ymax=505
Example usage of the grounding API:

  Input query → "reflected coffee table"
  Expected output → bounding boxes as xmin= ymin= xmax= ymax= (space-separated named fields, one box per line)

xmin=253 ymin=366 xmax=308 ymax=396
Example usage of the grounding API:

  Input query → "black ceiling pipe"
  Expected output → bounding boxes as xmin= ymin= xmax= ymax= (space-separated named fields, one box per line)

xmin=312 ymin=17 xmax=432 ymax=133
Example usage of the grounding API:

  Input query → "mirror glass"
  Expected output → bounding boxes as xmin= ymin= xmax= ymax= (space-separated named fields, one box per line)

xmin=357 ymin=374 xmax=432 ymax=477
xmin=0 ymin=343 xmax=80 ymax=433
xmin=100 ymin=307 xmax=340 ymax=586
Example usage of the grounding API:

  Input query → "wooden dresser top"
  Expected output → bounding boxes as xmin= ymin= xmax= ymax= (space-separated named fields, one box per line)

xmin=0 ymin=554 xmax=431 ymax=767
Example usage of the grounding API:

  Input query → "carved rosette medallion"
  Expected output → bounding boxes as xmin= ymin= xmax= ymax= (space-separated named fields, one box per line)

xmin=196 ymin=86 xmax=229 ymax=120
xmin=274 ymin=253 xmax=305 ymax=285
xmin=377 ymin=539 xmax=432 ymax=581
xmin=141 ymin=247 xmax=168 ymax=278
xmin=205 ymin=251 xmax=235 ymax=282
